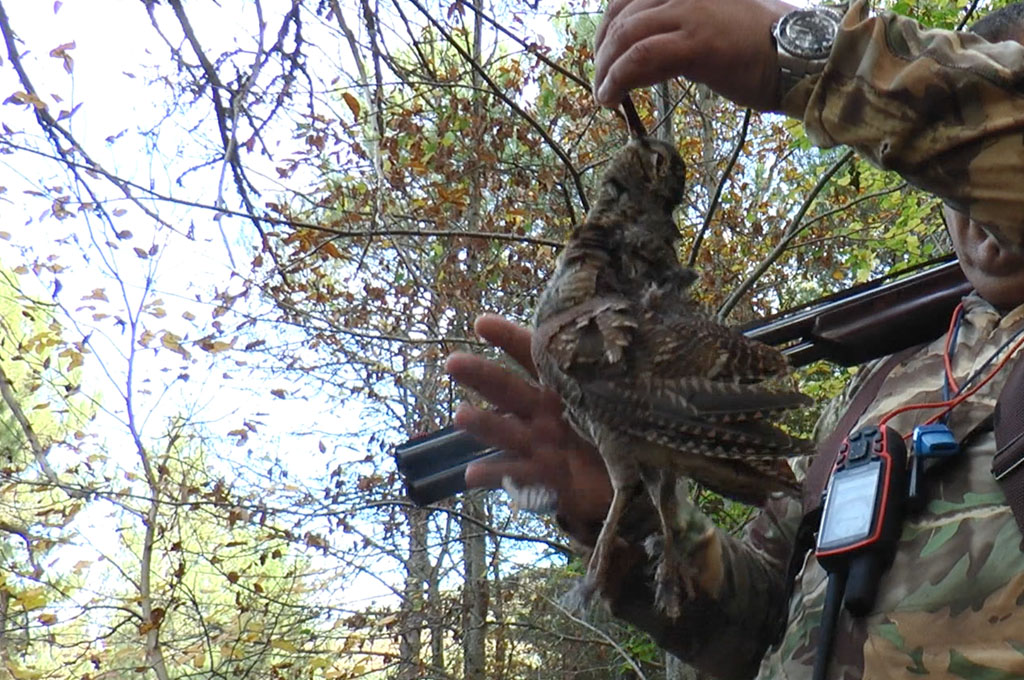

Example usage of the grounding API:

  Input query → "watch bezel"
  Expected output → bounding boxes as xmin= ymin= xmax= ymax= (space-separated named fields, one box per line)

xmin=774 ymin=7 xmax=843 ymax=61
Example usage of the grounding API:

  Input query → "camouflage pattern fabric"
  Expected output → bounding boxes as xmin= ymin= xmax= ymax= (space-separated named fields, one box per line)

xmin=779 ymin=0 xmax=1024 ymax=253
xmin=608 ymin=296 xmax=1024 ymax=679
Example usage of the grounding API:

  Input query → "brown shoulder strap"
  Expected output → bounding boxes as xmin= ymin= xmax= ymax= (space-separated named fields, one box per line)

xmin=991 ymin=352 xmax=1024 ymax=534
xmin=801 ymin=346 xmax=920 ymax=515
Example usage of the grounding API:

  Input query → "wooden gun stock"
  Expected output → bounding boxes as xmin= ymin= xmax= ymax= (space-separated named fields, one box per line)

xmin=396 ymin=256 xmax=972 ymax=505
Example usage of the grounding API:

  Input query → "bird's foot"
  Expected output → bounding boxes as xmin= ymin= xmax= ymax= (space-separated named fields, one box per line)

xmin=653 ymin=551 xmax=693 ymax=619
xmin=645 ymin=525 xmax=725 ymax=618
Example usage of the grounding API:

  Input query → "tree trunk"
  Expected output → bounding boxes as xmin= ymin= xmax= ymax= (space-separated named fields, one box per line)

xmin=461 ymin=490 xmax=488 ymax=678
xmin=398 ymin=506 xmax=430 ymax=680
xmin=461 ymin=7 xmax=490 ymax=676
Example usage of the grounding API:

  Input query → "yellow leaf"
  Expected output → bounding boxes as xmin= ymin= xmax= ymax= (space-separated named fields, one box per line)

xmin=270 ymin=388 xmax=286 ymax=399
xmin=342 ymin=92 xmax=360 ymax=120
xmin=6 ymin=662 xmax=43 ymax=679
xmin=15 ymin=587 xmax=47 ymax=610
xmin=160 ymin=332 xmax=190 ymax=360
xmin=269 ymin=638 xmax=298 ymax=652
xmin=84 ymin=288 xmax=108 ymax=301
xmin=37 ymin=613 xmax=57 ymax=625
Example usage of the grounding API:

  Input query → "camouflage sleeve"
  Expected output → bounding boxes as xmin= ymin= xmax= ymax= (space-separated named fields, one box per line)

xmin=778 ymin=0 xmax=1024 ymax=252
xmin=604 ymin=494 xmax=800 ymax=680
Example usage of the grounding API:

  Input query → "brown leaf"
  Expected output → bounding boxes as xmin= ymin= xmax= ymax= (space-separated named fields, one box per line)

xmin=7 ymin=91 xmax=48 ymax=110
xmin=49 ymin=41 xmax=75 ymax=73
xmin=342 ymin=92 xmax=360 ymax=120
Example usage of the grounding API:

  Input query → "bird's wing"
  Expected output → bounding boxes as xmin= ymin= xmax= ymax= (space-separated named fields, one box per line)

xmin=550 ymin=303 xmax=811 ymax=454
xmin=532 ymin=296 xmax=637 ymax=377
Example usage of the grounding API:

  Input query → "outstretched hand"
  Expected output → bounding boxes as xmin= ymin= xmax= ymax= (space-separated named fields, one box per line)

xmin=445 ymin=315 xmax=612 ymax=538
xmin=593 ymin=0 xmax=794 ymax=111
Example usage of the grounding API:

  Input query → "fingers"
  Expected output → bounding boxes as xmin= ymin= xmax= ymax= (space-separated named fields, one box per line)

xmin=596 ymin=33 xmax=693 ymax=108
xmin=474 ymin=314 xmax=537 ymax=377
xmin=446 ymin=351 xmax=540 ymax=419
xmin=454 ymin=403 xmax=534 ymax=455
xmin=593 ymin=0 xmax=794 ymax=111
xmin=465 ymin=455 xmax=539 ymax=490
xmin=594 ymin=1 xmax=687 ymax=106
xmin=594 ymin=0 xmax=664 ymax=56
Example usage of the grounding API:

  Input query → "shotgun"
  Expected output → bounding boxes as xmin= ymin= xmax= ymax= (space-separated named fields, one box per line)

xmin=395 ymin=255 xmax=972 ymax=505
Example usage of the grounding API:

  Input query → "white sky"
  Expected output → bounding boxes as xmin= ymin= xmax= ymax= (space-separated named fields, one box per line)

xmin=0 ymin=0 xmax=395 ymax=609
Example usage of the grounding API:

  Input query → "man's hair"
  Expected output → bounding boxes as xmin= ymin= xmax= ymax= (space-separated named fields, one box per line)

xmin=970 ymin=2 xmax=1024 ymax=41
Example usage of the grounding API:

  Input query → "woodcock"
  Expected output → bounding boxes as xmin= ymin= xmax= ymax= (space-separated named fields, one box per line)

xmin=531 ymin=136 xmax=811 ymax=617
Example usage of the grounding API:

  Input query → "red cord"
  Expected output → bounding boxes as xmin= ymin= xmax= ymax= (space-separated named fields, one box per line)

xmin=942 ymin=302 xmax=964 ymax=394
xmin=880 ymin=330 xmax=1024 ymax=431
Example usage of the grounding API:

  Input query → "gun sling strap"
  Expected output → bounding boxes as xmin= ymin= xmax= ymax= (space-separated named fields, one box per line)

xmin=802 ymin=343 xmax=1024 ymax=534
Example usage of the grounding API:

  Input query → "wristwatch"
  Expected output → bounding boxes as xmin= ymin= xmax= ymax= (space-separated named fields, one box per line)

xmin=772 ymin=6 xmax=844 ymax=100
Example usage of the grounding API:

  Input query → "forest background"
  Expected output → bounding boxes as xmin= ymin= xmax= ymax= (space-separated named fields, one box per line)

xmin=0 ymin=0 xmax=993 ymax=678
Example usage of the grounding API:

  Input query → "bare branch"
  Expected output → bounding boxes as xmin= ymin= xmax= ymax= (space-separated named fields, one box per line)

xmin=687 ymin=107 xmax=751 ymax=267
xmin=717 ymin=149 xmax=854 ymax=321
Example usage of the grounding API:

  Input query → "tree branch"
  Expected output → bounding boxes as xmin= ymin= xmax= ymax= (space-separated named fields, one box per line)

xmin=404 ymin=0 xmax=590 ymax=214
xmin=687 ymin=107 xmax=751 ymax=266
xmin=717 ymin=149 xmax=853 ymax=321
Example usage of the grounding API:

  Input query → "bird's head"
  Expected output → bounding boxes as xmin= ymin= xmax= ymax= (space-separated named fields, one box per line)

xmin=588 ymin=136 xmax=686 ymax=226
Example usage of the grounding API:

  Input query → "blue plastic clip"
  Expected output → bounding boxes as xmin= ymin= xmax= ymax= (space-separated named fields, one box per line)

xmin=912 ymin=424 xmax=960 ymax=458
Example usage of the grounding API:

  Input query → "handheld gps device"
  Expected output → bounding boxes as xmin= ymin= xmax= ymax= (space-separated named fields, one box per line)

xmin=815 ymin=425 xmax=907 ymax=615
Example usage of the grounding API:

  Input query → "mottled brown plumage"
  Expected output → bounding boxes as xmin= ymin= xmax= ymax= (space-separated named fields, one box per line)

xmin=531 ymin=137 xmax=811 ymax=617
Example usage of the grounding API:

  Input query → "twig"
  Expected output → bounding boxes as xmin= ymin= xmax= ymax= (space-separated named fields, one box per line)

xmin=0 ymin=138 xmax=565 ymax=248
xmin=0 ymin=363 xmax=87 ymax=498
xmin=545 ymin=596 xmax=649 ymax=680
xmin=367 ymin=499 xmax=571 ymax=556
xmin=458 ymin=0 xmax=591 ymax=92
xmin=687 ymin=108 xmax=752 ymax=266
xmin=717 ymin=149 xmax=853 ymax=321
xmin=405 ymin=0 xmax=590 ymax=213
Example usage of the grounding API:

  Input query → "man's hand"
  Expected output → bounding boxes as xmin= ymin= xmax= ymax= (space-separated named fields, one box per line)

xmin=445 ymin=315 xmax=612 ymax=539
xmin=593 ymin=0 xmax=795 ymax=111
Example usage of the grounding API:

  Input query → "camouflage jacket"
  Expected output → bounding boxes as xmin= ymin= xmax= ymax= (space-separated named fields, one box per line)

xmin=609 ymin=297 xmax=1024 ymax=680
xmin=780 ymin=0 xmax=1024 ymax=253
xmin=605 ymin=6 xmax=1024 ymax=677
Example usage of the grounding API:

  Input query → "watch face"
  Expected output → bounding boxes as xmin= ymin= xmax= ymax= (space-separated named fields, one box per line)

xmin=777 ymin=9 xmax=841 ymax=60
